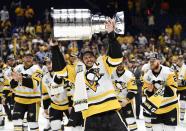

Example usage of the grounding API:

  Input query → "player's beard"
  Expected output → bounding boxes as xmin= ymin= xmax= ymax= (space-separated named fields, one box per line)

xmin=117 ymin=65 xmax=124 ymax=72
xmin=153 ymin=62 xmax=160 ymax=70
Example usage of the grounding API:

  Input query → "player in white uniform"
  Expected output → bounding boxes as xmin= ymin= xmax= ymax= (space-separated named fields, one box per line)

xmin=42 ymin=58 xmax=70 ymax=131
xmin=142 ymin=52 xmax=178 ymax=131
xmin=52 ymin=19 xmax=128 ymax=131
xmin=112 ymin=60 xmax=138 ymax=131
xmin=10 ymin=53 xmax=42 ymax=131
xmin=0 ymin=57 xmax=6 ymax=126
xmin=2 ymin=55 xmax=16 ymax=121
xmin=141 ymin=62 xmax=150 ymax=75
xmin=141 ymin=61 xmax=153 ymax=131
xmin=176 ymin=55 xmax=186 ymax=122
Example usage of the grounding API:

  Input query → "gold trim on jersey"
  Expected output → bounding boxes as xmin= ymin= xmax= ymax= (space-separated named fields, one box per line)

xmin=155 ymin=103 xmax=178 ymax=114
xmin=51 ymin=102 xmax=69 ymax=111
xmin=177 ymin=86 xmax=186 ymax=91
xmin=82 ymin=99 xmax=121 ymax=119
xmin=14 ymin=90 xmax=41 ymax=95
xmin=14 ymin=97 xmax=40 ymax=104
xmin=88 ymin=90 xmax=116 ymax=102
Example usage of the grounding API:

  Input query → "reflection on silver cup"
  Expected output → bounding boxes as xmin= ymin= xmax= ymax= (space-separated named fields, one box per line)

xmin=51 ymin=8 xmax=125 ymax=40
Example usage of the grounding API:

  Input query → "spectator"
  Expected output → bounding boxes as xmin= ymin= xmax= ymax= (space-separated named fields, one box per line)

xmin=1 ymin=19 xmax=12 ymax=37
xmin=181 ymin=38 xmax=186 ymax=50
xmin=15 ymin=5 xmax=24 ymax=27
xmin=173 ymin=21 xmax=183 ymax=42
xmin=10 ymin=0 xmax=21 ymax=21
xmin=138 ymin=33 xmax=148 ymax=47
xmin=25 ymin=22 xmax=35 ymax=37
xmin=147 ymin=14 xmax=155 ymax=27
xmin=35 ymin=20 xmax=43 ymax=37
xmin=35 ymin=43 xmax=49 ymax=63
xmin=123 ymin=32 xmax=134 ymax=45
xmin=43 ymin=20 xmax=52 ymax=41
xmin=25 ymin=5 xmax=35 ymax=24
xmin=164 ymin=33 xmax=171 ymax=46
xmin=32 ymin=36 xmax=44 ymax=45
xmin=0 ymin=6 xmax=9 ymax=22
xmin=158 ymin=32 xmax=166 ymax=47
xmin=165 ymin=25 xmax=173 ymax=38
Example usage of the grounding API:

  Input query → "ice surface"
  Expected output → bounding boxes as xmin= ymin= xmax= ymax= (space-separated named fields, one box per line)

xmin=0 ymin=107 xmax=185 ymax=131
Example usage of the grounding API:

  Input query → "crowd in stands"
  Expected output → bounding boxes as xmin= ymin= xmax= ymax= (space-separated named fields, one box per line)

xmin=0 ymin=0 xmax=186 ymax=70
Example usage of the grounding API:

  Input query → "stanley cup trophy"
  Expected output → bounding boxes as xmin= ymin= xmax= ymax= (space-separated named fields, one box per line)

xmin=51 ymin=8 xmax=125 ymax=40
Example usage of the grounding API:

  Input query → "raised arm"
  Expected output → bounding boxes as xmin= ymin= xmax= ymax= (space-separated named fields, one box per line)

xmin=107 ymin=32 xmax=122 ymax=59
xmin=106 ymin=19 xmax=122 ymax=59
xmin=50 ymin=40 xmax=66 ymax=71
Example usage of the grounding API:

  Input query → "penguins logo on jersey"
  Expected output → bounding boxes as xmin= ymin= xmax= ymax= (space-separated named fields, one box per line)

xmin=152 ymin=80 xmax=165 ymax=89
xmin=114 ymin=80 xmax=126 ymax=92
xmin=85 ymin=68 xmax=104 ymax=92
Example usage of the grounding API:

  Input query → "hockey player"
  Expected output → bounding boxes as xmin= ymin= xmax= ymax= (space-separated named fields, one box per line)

xmin=2 ymin=55 xmax=16 ymax=121
xmin=48 ymin=43 xmax=84 ymax=131
xmin=142 ymin=52 xmax=178 ymax=131
xmin=0 ymin=57 xmax=6 ymax=126
xmin=176 ymin=55 xmax=186 ymax=122
xmin=141 ymin=58 xmax=153 ymax=131
xmin=42 ymin=58 xmax=70 ymax=131
xmin=10 ymin=52 xmax=42 ymax=131
xmin=170 ymin=56 xmax=179 ymax=76
xmin=41 ymin=58 xmax=51 ymax=131
xmin=52 ymin=19 xmax=128 ymax=131
xmin=111 ymin=60 xmax=138 ymax=131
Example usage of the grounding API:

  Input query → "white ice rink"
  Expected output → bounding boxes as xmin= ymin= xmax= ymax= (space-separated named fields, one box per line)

xmin=0 ymin=108 xmax=186 ymax=131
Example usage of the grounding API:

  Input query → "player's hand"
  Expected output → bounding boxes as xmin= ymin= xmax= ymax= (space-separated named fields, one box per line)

xmin=105 ymin=18 xmax=115 ymax=33
xmin=43 ymin=109 xmax=49 ymax=118
xmin=119 ymin=98 xmax=129 ymax=107
xmin=17 ymin=73 xmax=23 ymax=81
xmin=1 ymin=97 xmax=6 ymax=105
xmin=48 ymin=38 xmax=58 ymax=46
xmin=68 ymin=107 xmax=72 ymax=113
xmin=177 ymin=79 xmax=183 ymax=87
xmin=146 ymin=83 xmax=154 ymax=92
xmin=12 ymin=72 xmax=23 ymax=82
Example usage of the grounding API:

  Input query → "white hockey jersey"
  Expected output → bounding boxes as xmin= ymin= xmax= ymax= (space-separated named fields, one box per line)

xmin=0 ymin=64 xmax=7 ymax=97
xmin=111 ymin=69 xmax=137 ymax=101
xmin=177 ymin=63 xmax=186 ymax=91
xmin=141 ymin=62 xmax=150 ymax=74
xmin=42 ymin=72 xmax=69 ymax=110
xmin=56 ymin=55 xmax=122 ymax=119
xmin=143 ymin=65 xmax=178 ymax=114
xmin=12 ymin=64 xmax=42 ymax=104
xmin=2 ymin=66 xmax=13 ymax=97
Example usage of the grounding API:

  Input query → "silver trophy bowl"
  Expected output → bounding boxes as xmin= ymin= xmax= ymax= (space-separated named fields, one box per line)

xmin=51 ymin=8 xmax=125 ymax=40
